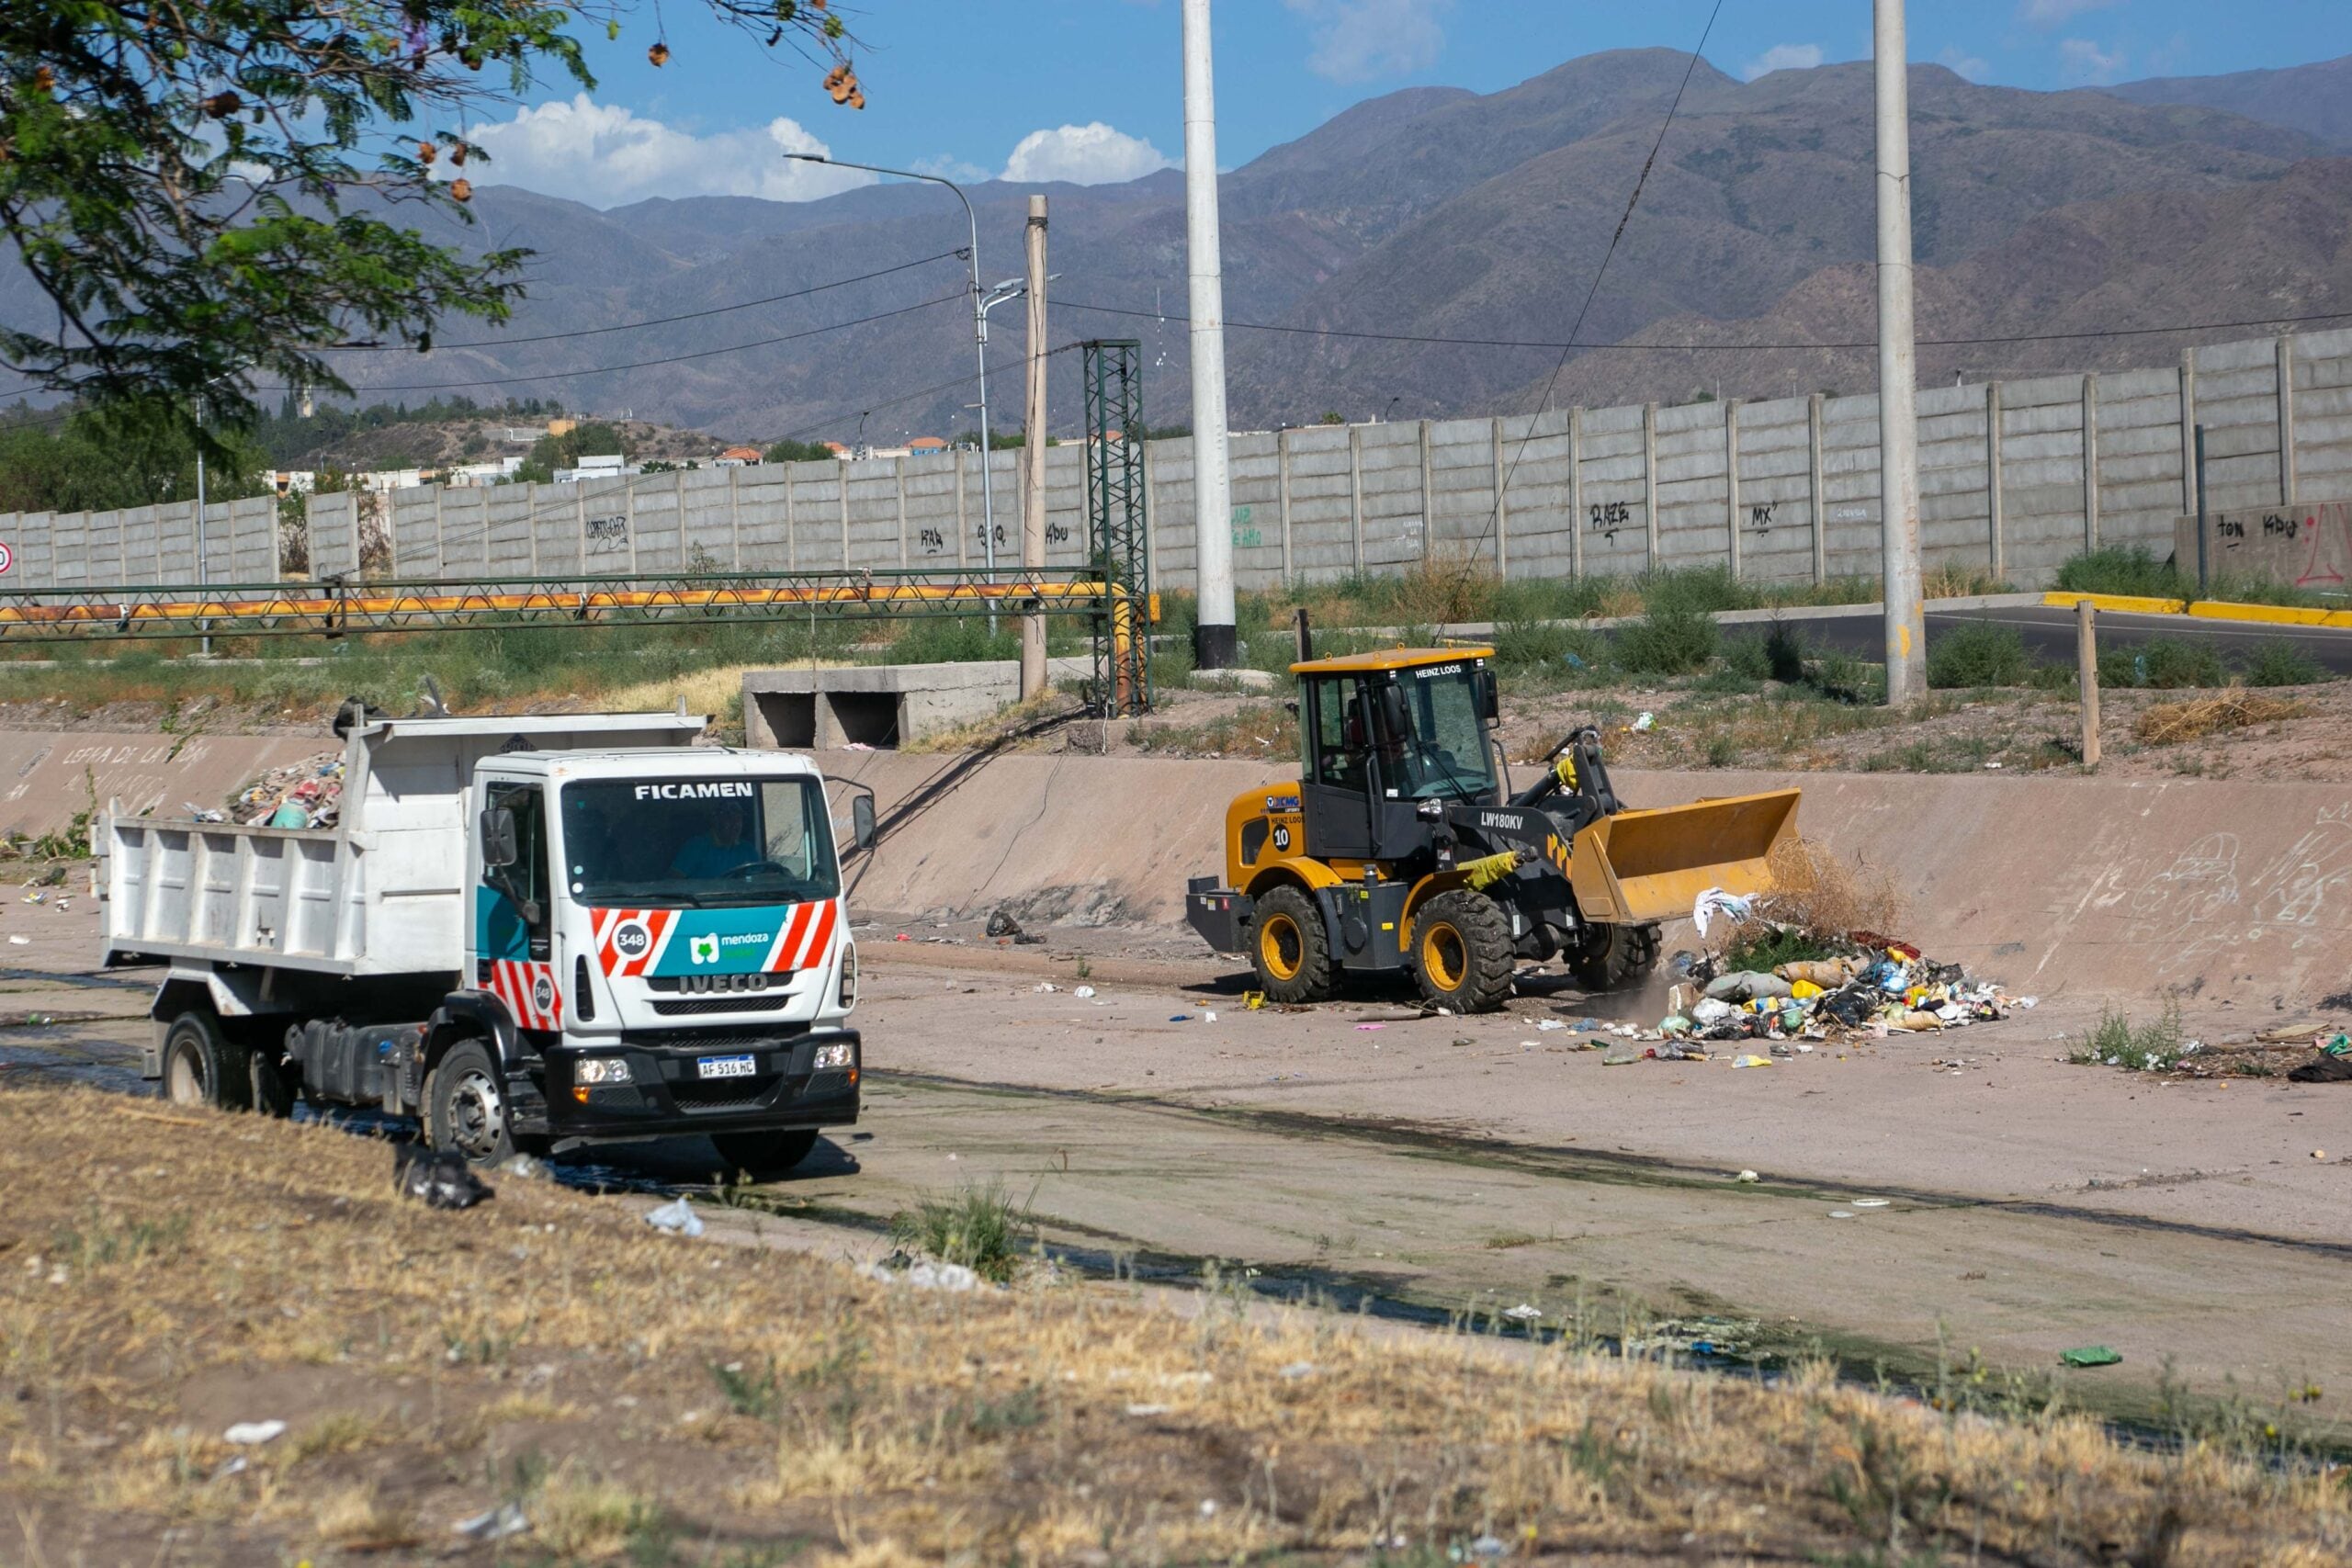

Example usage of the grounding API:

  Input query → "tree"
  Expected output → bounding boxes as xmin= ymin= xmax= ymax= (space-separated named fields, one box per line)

xmin=0 ymin=401 xmax=268 ymax=513
xmin=0 ymin=1 xmax=864 ymax=443
xmin=765 ymin=437 xmax=836 ymax=463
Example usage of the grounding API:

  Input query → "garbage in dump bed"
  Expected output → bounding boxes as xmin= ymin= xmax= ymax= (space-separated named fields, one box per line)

xmin=229 ymin=752 xmax=345 ymax=829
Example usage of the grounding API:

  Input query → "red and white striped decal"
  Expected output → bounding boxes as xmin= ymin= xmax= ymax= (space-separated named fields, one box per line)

xmin=763 ymin=898 xmax=841 ymax=973
xmin=490 ymin=959 xmax=563 ymax=1030
xmin=592 ymin=907 xmax=677 ymax=976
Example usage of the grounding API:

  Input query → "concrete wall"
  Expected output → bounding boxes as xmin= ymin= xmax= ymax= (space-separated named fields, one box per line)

xmin=8 ymin=328 xmax=2350 ymax=595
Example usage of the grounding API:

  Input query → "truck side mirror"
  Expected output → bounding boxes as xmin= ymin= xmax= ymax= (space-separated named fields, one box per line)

xmin=1477 ymin=668 xmax=1499 ymax=723
xmin=481 ymin=806 xmax=519 ymax=869
xmin=852 ymin=794 xmax=876 ymax=852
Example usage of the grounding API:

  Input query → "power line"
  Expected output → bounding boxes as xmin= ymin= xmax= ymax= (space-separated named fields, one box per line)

xmin=252 ymin=292 xmax=967 ymax=394
xmin=1053 ymin=296 xmax=2352 ymax=355
xmin=1442 ymin=0 xmax=1726 ymax=632
xmin=327 ymin=249 xmax=967 ymax=353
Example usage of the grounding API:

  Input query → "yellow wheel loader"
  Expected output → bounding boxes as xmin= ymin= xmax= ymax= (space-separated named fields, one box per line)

xmin=1184 ymin=647 xmax=1800 ymax=1012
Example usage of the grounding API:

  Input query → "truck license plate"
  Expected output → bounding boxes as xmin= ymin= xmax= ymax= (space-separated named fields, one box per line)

xmin=697 ymin=1054 xmax=757 ymax=1080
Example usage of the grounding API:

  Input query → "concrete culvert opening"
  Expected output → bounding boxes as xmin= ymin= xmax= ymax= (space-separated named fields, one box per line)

xmin=750 ymin=692 xmax=819 ymax=750
xmin=826 ymin=692 xmax=902 ymax=749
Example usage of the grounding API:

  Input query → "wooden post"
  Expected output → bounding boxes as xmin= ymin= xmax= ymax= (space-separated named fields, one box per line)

xmin=2076 ymin=599 xmax=2100 ymax=768
xmin=2178 ymin=346 xmax=2199 ymax=520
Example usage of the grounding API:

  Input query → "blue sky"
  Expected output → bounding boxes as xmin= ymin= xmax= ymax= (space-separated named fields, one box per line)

xmin=466 ymin=1 xmax=2352 ymax=208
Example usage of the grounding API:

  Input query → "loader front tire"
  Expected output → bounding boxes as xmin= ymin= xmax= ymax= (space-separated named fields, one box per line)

xmin=1412 ymin=891 xmax=1515 ymax=1013
xmin=1250 ymin=886 xmax=1335 ymax=1004
xmin=1570 ymin=920 xmax=1661 ymax=993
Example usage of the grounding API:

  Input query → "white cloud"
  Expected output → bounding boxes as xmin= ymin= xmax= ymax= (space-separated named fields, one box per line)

xmin=1283 ymin=0 xmax=1452 ymax=85
xmin=1938 ymin=44 xmax=1991 ymax=82
xmin=2018 ymin=0 xmax=2122 ymax=29
xmin=463 ymin=95 xmax=872 ymax=208
xmin=2057 ymin=36 xmax=2127 ymax=85
xmin=910 ymin=153 xmax=992 ymax=185
xmin=1740 ymin=42 xmax=1823 ymax=81
xmin=1001 ymin=123 xmax=1171 ymax=186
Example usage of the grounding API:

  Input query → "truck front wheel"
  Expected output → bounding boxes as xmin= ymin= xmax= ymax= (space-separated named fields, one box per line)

xmin=162 ymin=1011 xmax=253 ymax=1112
xmin=711 ymin=1128 xmax=820 ymax=1181
xmin=426 ymin=1039 xmax=516 ymax=1166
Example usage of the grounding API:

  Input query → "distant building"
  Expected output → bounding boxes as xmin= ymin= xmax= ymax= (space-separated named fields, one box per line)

xmin=546 ymin=417 xmax=577 ymax=438
xmin=271 ymin=470 xmax=316 ymax=497
xmin=822 ymin=442 xmax=851 ymax=458
xmin=717 ymin=446 xmax=764 ymax=466
xmin=908 ymin=435 xmax=948 ymax=453
xmin=358 ymin=468 xmax=425 ymax=494
xmin=444 ymin=457 xmax=526 ymax=486
xmin=557 ymin=453 xmax=637 ymax=484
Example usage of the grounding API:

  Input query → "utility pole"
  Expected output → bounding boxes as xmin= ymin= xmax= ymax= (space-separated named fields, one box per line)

xmin=1874 ymin=0 xmax=1926 ymax=703
xmin=1021 ymin=194 xmax=1050 ymax=699
xmin=1182 ymin=0 xmax=1237 ymax=669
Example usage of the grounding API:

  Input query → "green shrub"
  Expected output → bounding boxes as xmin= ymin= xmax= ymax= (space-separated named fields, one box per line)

xmin=1723 ymin=632 xmax=1771 ymax=681
xmin=1492 ymin=615 xmax=1606 ymax=678
xmin=1614 ymin=605 xmax=1719 ymax=676
xmin=1640 ymin=565 xmax=1749 ymax=616
xmin=2066 ymin=1002 xmax=2185 ymax=1073
xmin=2244 ymin=637 xmax=2324 ymax=688
xmin=889 ymin=1183 xmax=1033 ymax=1283
xmin=1927 ymin=620 xmax=2034 ymax=688
xmin=2054 ymin=547 xmax=2181 ymax=599
xmin=1762 ymin=622 xmax=1808 ymax=683
xmin=2100 ymin=636 xmax=2224 ymax=690
xmin=885 ymin=615 xmax=1019 ymax=665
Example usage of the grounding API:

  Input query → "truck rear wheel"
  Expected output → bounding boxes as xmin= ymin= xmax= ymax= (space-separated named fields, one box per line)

xmin=1412 ymin=891 xmax=1515 ymax=1013
xmin=426 ymin=1039 xmax=515 ymax=1167
xmin=711 ymin=1128 xmax=821 ymax=1181
xmin=1571 ymin=921 xmax=1661 ymax=992
xmin=1250 ymin=886 xmax=1336 ymax=1004
xmin=162 ymin=1011 xmax=253 ymax=1112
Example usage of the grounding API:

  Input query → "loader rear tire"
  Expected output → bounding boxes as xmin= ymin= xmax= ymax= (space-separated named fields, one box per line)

xmin=1412 ymin=891 xmax=1515 ymax=1014
xmin=1250 ymin=886 xmax=1335 ymax=1004
xmin=1570 ymin=920 xmax=1661 ymax=993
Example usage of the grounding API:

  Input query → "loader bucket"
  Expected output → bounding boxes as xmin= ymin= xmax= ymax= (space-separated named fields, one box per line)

xmin=1567 ymin=788 xmax=1800 ymax=926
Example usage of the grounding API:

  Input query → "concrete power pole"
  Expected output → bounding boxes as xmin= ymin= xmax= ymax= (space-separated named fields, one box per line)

xmin=1021 ymin=195 xmax=1050 ymax=700
xmin=1875 ymin=0 xmax=1927 ymax=703
xmin=1182 ymin=0 xmax=1238 ymax=669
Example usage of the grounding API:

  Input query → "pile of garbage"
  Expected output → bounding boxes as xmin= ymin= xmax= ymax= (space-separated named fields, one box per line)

xmin=1648 ymin=931 xmax=2033 ymax=1052
xmin=220 ymin=752 xmax=345 ymax=829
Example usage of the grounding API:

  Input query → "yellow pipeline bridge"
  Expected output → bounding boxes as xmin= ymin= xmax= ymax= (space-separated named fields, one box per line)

xmin=0 ymin=569 xmax=1157 ymax=644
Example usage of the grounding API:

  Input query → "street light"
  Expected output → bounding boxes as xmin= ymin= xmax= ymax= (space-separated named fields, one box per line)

xmin=784 ymin=152 xmax=1003 ymax=582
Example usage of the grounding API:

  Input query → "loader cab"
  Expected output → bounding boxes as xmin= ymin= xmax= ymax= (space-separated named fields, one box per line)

xmin=1295 ymin=649 xmax=1500 ymax=863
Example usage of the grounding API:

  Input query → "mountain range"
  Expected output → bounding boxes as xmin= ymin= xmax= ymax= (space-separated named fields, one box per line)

xmin=9 ymin=50 xmax=2349 ymax=443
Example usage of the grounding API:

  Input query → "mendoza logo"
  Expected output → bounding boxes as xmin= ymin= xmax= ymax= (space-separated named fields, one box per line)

xmin=634 ymin=781 xmax=752 ymax=800
xmin=613 ymin=920 xmax=652 ymax=960
xmin=689 ymin=932 xmax=721 ymax=965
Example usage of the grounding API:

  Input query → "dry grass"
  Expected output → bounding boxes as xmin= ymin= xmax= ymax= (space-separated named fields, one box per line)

xmin=1725 ymin=833 xmax=1906 ymax=956
xmin=2132 ymin=687 xmax=2313 ymax=746
xmin=0 ymin=1081 xmax=2344 ymax=1565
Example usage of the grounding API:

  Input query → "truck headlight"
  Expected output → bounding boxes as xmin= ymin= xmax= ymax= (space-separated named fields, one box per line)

xmin=837 ymin=946 xmax=857 ymax=1010
xmin=813 ymin=1042 xmax=855 ymax=1072
xmin=575 ymin=1057 xmax=632 ymax=1086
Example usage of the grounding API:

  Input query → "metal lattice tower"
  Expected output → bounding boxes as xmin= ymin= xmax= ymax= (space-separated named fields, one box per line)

xmin=1082 ymin=339 xmax=1150 ymax=716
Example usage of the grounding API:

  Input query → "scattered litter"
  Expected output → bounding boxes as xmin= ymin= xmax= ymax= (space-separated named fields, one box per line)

xmin=1736 ymin=1169 xmax=1759 ymax=1183
xmin=1630 ymin=711 xmax=1655 ymax=732
xmin=6 ymin=936 xmax=25 ymax=946
xmin=1203 ymin=1010 xmax=1217 ymax=1022
xmin=1277 ymin=1361 xmax=1317 ymax=1380
xmin=1732 ymin=1054 xmax=1773 ymax=1068
xmin=1502 ymin=1303 xmax=1543 ymax=1322
xmin=497 ymin=1153 xmax=552 ymax=1182
xmin=1849 ymin=1197 xmax=1890 ymax=1209
xmin=2061 ymin=1346 xmax=2123 ymax=1368
xmin=222 ymin=1419 xmax=287 ymax=1446
xmin=1125 ymin=1403 xmax=1171 ymax=1417
xmin=1534 ymin=1019 xmax=1566 ymax=1032
xmin=1464 ymin=1533 xmax=1510 ymax=1562
xmin=1034 ymin=982 xmax=1058 ymax=993
xmin=1242 ymin=990 xmax=1266 ymax=1010
xmin=1170 ymin=1014 xmax=1192 ymax=1023
xmin=1601 ymin=1048 xmax=1641 ymax=1066
xmin=1072 ymin=985 xmax=1095 ymax=998
xmin=454 ymin=1502 xmax=531 ymax=1541
xmin=1355 ymin=1022 xmax=1385 ymax=1032
xmin=392 ymin=1144 xmax=492 ymax=1211
xmin=905 ymin=1260 xmax=978 ymax=1292
xmin=1690 ymin=886 xmax=1755 ymax=938
xmin=1827 ymin=1209 xmax=1857 ymax=1220
xmin=2289 ymin=1035 xmax=2352 ymax=1083
xmin=644 ymin=1196 xmax=704 ymax=1236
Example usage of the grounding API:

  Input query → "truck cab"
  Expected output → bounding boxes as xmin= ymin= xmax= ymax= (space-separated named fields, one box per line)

xmin=101 ymin=711 xmax=873 ymax=1176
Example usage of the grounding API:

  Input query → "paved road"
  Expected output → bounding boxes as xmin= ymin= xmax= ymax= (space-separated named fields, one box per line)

xmin=1804 ymin=601 xmax=2352 ymax=673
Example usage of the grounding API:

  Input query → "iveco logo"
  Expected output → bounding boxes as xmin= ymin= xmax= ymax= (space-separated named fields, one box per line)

xmin=684 ymin=972 xmax=770 ymax=993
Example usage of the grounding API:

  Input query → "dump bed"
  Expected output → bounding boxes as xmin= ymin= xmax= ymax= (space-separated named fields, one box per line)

xmin=99 ymin=712 xmax=704 ymax=976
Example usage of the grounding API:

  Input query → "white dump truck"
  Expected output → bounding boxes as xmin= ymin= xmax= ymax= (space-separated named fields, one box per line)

xmin=96 ymin=706 xmax=874 ymax=1173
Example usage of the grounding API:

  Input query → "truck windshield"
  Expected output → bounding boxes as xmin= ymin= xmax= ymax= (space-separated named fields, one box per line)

xmin=1387 ymin=665 xmax=1498 ymax=801
xmin=560 ymin=778 xmax=842 ymax=908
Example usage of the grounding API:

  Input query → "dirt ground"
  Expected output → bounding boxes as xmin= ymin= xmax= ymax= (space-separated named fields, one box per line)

xmin=1115 ymin=675 xmax=2352 ymax=783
